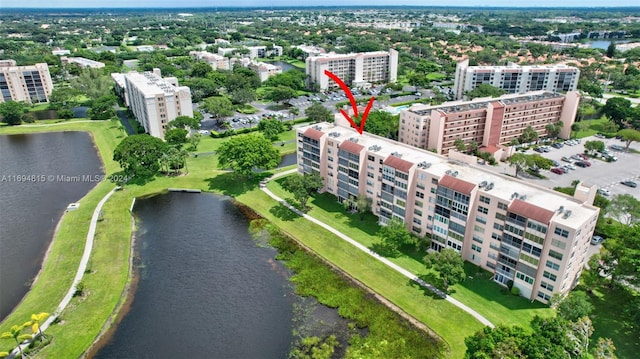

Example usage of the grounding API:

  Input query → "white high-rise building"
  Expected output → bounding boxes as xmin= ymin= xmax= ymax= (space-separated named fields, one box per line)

xmin=454 ymin=59 xmax=580 ymax=100
xmin=113 ymin=69 xmax=193 ymax=139
xmin=306 ymin=49 xmax=398 ymax=90
xmin=0 ymin=60 xmax=53 ymax=104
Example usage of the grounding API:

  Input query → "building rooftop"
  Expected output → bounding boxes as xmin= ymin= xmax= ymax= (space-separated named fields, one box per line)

xmin=407 ymin=91 xmax=564 ymax=116
xmin=124 ymin=71 xmax=180 ymax=96
xmin=301 ymin=122 xmax=598 ymax=228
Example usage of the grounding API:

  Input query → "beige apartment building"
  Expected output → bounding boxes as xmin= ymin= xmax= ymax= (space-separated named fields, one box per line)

xmin=297 ymin=122 xmax=599 ymax=303
xmin=189 ymin=51 xmax=231 ymax=70
xmin=454 ymin=59 xmax=580 ymax=100
xmin=112 ymin=69 xmax=193 ymax=139
xmin=398 ymin=91 xmax=580 ymax=156
xmin=0 ymin=60 xmax=53 ymax=104
xmin=306 ymin=49 xmax=398 ymax=90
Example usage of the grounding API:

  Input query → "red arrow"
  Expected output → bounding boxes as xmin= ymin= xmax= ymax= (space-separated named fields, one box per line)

xmin=324 ymin=69 xmax=375 ymax=135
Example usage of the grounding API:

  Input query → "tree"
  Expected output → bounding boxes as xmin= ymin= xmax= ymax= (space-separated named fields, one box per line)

xmin=164 ymin=128 xmax=188 ymax=147
xmin=571 ymin=122 xmax=581 ymax=139
xmin=465 ymin=325 xmax=528 ymax=359
xmin=266 ymin=85 xmax=296 ymax=104
xmin=305 ymin=102 xmax=333 ymax=123
xmin=87 ymin=95 xmax=116 ymax=120
xmin=190 ymin=61 xmax=213 ymax=78
xmin=507 ymin=153 xmax=529 ymax=178
xmin=546 ymin=121 xmax=563 ymax=139
xmin=216 ymin=134 xmax=280 ymax=178
xmin=48 ymin=87 xmax=80 ymax=109
xmin=363 ymin=110 xmax=400 ymax=140
xmin=187 ymin=78 xmax=220 ymax=102
xmin=167 ymin=115 xmax=201 ymax=130
xmin=606 ymin=41 xmax=616 ymax=58
xmin=592 ymin=337 xmax=617 ymax=359
xmin=608 ymin=194 xmax=640 ymax=225
xmin=258 ymin=118 xmax=285 ymax=141
xmin=188 ymin=133 xmax=202 ymax=151
xmin=204 ymin=96 xmax=234 ymax=122
xmin=377 ymin=218 xmax=412 ymax=254
xmin=424 ymin=248 xmax=465 ymax=291
xmin=0 ymin=323 xmax=33 ymax=359
xmin=567 ymin=316 xmax=594 ymax=357
xmin=29 ymin=312 xmax=50 ymax=340
xmin=581 ymin=254 xmax=604 ymax=294
xmin=556 ymin=291 xmax=594 ymax=322
xmin=601 ymin=224 xmax=640 ymax=286
xmin=454 ymin=138 xmax=466 ymax=152
xmin=465 ymin=84 xmax=506 ymax=99
xmin=584 ymin=140 xmax=606 ymax=154
xmin=70 ymin=68 xmax=113 ymax=100
xmin=519 ymin=125 xmax=539 ymax=144
xmin=468 ymin=140 xmax=479 ymax=154
xmin=281 ymin=172 xmax=323 ymax=210
xmin=617 ymin=128 xmax=640 ymax=150
xmin=113 ymin=134 xmax=168 ymax=182
xmin=603 ymin=97 xmax=632 ymax=128
xmin=0 ymin=101 xmax=25 ymax=125
xmin=230 ymin=88 xmax=257 ymax=105
xmin=356 ymin=194 xmax=372 ymax=221
xmin=57 ymin=108 xmax=74 ymax=119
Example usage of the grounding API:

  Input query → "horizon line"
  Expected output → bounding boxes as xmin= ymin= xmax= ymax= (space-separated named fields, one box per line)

xmin=3 ymin=5 xmax=640 ymax=9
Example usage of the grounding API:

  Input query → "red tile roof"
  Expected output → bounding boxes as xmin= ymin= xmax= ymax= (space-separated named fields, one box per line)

xmin=303 ymin=128 xmax=325 ymax=140
xmin=383 ymin=156 xmax=414 ymax=173
xmin=338 ymin=140 xmax=365 ymax=154
xmin=508 ymin=199 xmax=555 ymax=224
xmin=438 ymin=175 xmax=476 ymax=195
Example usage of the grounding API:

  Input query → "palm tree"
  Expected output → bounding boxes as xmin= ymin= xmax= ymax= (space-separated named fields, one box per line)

xmin=29 ymin=312 xmax=50 ymax=340
xmin=0 ymin=323 xmax=33 ymax=358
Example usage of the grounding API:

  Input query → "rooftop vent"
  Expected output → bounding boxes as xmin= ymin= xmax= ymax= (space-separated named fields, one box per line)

xmin=479 ymin=181 xmax=488 ymax=188
xmin=558 ymin=206 xmax=564 ymax=213
xmin=485 ymin=182 xmax=494 ymax=191
xmin=368 ymin=144 xmax=382 ymax=151
xmin=519 ymin=194 xmax=527 ymax=200
xmin=391 ymin=151 xmax=402 ymax=158
xmin=452 ymin=171 xmax=459 ymax=177
xmin=417 ymin=161 xmax=431 ymax=169
xmin=313 ymin=125 xmax=322 ymax=131
xmin=348 ymin=137 xmax=359 ymax=143
xmin=445 ymin=169 xmax=452 ymax=175
xmin=511 ymin=192 xmax=519 ymax=199
xmin=563 ymin=210 xmax=572 ymax=219
xmin=329 ymin=132 xmax=340 ymax=138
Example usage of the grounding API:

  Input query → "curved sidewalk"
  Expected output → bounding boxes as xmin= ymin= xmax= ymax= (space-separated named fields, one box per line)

xmin=262 ymin=169 xmax=494 ymax=328
xmin=11 ymin=187 xmax=118 ymax=357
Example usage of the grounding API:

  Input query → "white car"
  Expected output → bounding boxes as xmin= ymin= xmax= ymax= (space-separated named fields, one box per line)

xmin=598 ymin=188 xmax=611 ymax=196
xmin=563 ymin=164 xmax=576 ymax=170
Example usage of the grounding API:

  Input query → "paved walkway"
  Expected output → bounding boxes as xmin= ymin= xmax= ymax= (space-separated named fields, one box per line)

xmin=10 ymin=187 xmax=118 ymax=357
xmin=20 ymin=120 xmax=95 ymax=127
xmin=261 ymin=169 xmax=494 ymax=328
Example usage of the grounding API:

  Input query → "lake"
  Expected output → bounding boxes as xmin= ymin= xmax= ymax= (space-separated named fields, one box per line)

xmin=0 ymin=132 xmax=103 ymax=320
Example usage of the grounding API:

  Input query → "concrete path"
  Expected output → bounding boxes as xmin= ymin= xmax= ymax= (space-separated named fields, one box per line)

xmin=10 ymin=187 xmax=118 ymax=358
xmin=20 ymin=120 xmax=96 ymax=127
xmin=261 ymin=169 xmax=494 ymax=328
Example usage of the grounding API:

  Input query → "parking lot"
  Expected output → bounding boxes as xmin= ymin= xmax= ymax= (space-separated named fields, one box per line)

xmin=491 ymin=135 xmax=640 ymax=199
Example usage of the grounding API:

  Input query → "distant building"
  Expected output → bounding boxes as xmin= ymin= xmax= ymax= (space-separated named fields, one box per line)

xmin=248 ymin=61 xmax=282 ymax=82
xmin=398 ymin=91 xmax=579 ymax=157
xmin=0 ymin=61 xmax=53 ymax=104
xmin=52 ymin=48 xmax=71 ymax=56
xmin=217 ymin=47 xmax=237 ymax=57
xmin=306 ymin=49 xmax=398 ymax=90
xmin=189 ymin=51 xmax=231 ymax=70
xmin=246 ymin=46 xmax=267 ymax=59
xmin=61 ymin=57 xmax=105 ymax=69
xmin=293 ymin=45 xmax=326 ymax=59
xmin=555 ymin=32 xmax=582 ymax=43
xmin=112 ymin=69 xmax=193 ymax=139
xmin=297 ymin=121 xmax=599 ymax=303
xmin=136 ymin=45 xmax=155 ymax=52
xmin=454 ymin=59 xmax=580 ymax=100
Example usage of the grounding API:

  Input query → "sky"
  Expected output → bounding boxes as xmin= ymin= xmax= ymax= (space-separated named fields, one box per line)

xmin=2 ymin=0 xmax=640 ymax=8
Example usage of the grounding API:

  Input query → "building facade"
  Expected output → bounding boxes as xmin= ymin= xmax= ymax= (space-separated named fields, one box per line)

xmin=398 ymin=91 xmax=579 ymax=155
xmin=112 ymin=69 xmax=193 ymax=139
xmin=454 ymin=59 xmax=580 ymax=100
xmin=306 ymin=49 xmax=398 ymax=90
xmin=0 ymin=61 xmax=53 ymax=104
xmin=297 ymin=122 xmax=599 ymax=303
xmin=189 ymin=51 xmax=231 ymax=70
xmin=60 ymin=57 xmax=105 ymax=69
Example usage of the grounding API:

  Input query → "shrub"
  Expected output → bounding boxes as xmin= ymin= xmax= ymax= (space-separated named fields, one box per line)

xmin=511 ymin=286 xmax=520 ymax=296
xmin=506 ymin=280 xmax=514 ymax=290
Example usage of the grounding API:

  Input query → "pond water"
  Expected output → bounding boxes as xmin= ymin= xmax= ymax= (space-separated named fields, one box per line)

xmin=0 ymin=132 xmax=103 ymax=320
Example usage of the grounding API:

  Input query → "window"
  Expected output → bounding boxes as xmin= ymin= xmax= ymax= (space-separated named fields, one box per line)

xmin=416 ymin=191 xmax=424 ymax=199
xmin=543 ymin=271 xmax=557 ymax=281
xmin=537 ymin=291 xmax=551 ymax=301
xmin=432 ymin=178 xmax=438 ymax=184
xmin=554 ymin=227 xmax=570 ymax=238
xmin=368 ymin=155 xmax=374 ymax=161
xmin=476 ymin=216 xmax=487 ymax=224
xmin=479 ymin=195 xmax=491 ymax=204
xmin=551 ymin=238 xmax=566 ymax=250
xmin=415 ymin=200 xmax=423 ymax=207
xmin=546 ymin=260 xmax=560 ymax=271
xmin=474 ymin=225 xmax=485 ymax=234
xmin=472 ymin=235 xmax=483 ymax=243
xmin=540 ymin=281 xmax=554 ymax=291
xmin=493 ymin=223 xmax=504 ymax=231
xmin=478 ymin=206 xmax=489 ymax=214
xmin=472 ymin=244 xmax=482 ymax=253
xmin=498 ymin=202 xmax=509 ymax=211
xmin=516 ymin=272 xmax=534 ymax=284
xmin=548 ymin=250 xmax=563 ymax=261
xmin=414 ymin=209 xmax=422 ymax=216
xmin=495 ymin=213 xmax=505 ymax=221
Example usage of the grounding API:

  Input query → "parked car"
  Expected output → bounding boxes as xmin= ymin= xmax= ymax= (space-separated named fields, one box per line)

xmin=550 ymin=167 xmax=564 ymax=175
xmin=560 ymin=166 xmax=569 ymax=173
xmin=591 ymin=235 xmax=604 ymax=245
xmin=575 ymin=161 xmax=589 ymax=168
xmin=552 ymin=143 xmax=564 ymax=149
xmin=561 ymin=156 xmax=572 ymax=163
xmin=595 ymin=133 xmax=605 ymax=138
xmin=621 ymin=180 xmax=638 ymax=188
xmin=534 ymin=147 xmax=544 ymax=153
xmin=577 ymin=154 xmax=589 ymax=160
xmin=564 ymin=163 xmax=576 ymax=170
xmin=610 ymin=144 xmax=624 ymax=151
xmin=552 ymin=160 xmax=560 ymax=167
xmin=598 ymin=188 xmax=611 ymax=196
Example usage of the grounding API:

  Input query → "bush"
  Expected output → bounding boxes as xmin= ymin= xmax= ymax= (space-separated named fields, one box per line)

xmin=511 ymin=286 xmax=520 ymax=296
xmin=506 ymin=280 xmax=514 ymax=290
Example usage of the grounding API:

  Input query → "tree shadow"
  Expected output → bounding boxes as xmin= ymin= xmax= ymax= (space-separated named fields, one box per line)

xmin=206 ymin=171 xmax=271 ymax=196
xmin=408 ymin=273 xmax=447 ymax=300
xmin=269 ymin=202 xmax=301 ymax=221
xmin=369 ymin=242 xmax=401 ymax=258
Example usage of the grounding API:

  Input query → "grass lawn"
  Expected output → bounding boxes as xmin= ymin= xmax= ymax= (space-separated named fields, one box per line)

xmin=235 ymin=104 xmax=259 ymax=114
xmin=427 ymin=72 xmax=447 ymax=81
xmin=266 ymin=176 xmax=554 ymax=330
xmin=27 ymin=103 xmax=50 ymax=112
xmin=587 ymin=285 xmax=639 ymax=359
xmin=576 ymin=116 xmax=612 ymax=138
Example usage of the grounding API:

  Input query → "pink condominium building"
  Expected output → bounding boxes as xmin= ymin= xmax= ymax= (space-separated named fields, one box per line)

xmin=399 ymin=91 xmax=580 ymax=156
xmin=297 ymin=122 xmax=599 ymax=303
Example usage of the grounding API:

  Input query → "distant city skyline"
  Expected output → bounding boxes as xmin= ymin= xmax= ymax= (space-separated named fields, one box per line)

xmin=2 ymin=0 xmax=640 ymax=8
